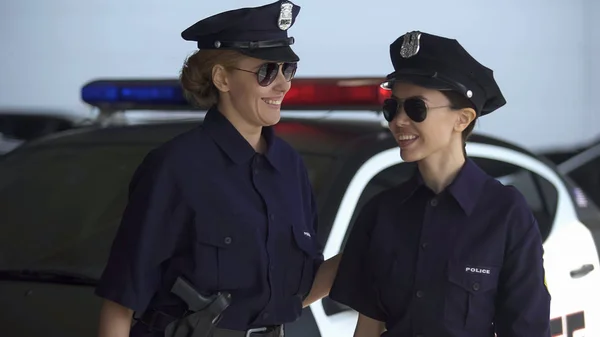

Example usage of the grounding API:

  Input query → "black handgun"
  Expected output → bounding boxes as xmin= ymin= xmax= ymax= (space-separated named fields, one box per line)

xmin=164 ymin=276 xmax=232 ymax=337
xmin=171 ymin=277 xmax=217 ymax=312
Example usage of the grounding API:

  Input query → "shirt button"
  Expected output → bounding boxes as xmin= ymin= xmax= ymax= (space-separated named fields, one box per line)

xmin=416 ymin=290 xmax=424 ymax=298
xmin=421 ymin=242 xmax=429 ymax=249
xmin=262 ymin=312 xmax=270 ymax=319
xmin=224 ymin=237 xmax=232 ymax=245
xmin=472 ymin=282 xmax=480 ymax=291
xmin=430 ymin=198 xmax=438 ymax=207
xmin=253 ymin=169 xmax=259 ymax=175
xmin=269 ymin=214 xmax=275 ymax=221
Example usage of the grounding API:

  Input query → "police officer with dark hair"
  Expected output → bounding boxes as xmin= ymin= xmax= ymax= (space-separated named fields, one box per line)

xmin=328 ymin=31 xmax=551 ymax=337
xmin=94 ymin=2 xmax=324 ymax=337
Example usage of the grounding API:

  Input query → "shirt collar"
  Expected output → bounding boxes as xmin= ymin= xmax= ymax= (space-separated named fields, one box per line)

xmin=398 ymin=158 xmax=489 ymax=215
xmin=203 ymin=106 xmax=284 ymax=171
xmin=447 ymin=158 xmax=489 ymax=215
xmin=396 ymin=165 xmax=424 ymax=204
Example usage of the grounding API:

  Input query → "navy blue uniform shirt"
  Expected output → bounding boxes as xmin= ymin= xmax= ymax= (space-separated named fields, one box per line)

xmin=95 ymin=107 xmax=324 ymax=331
xmin=329 ymin=159 xmax=551 ymax=337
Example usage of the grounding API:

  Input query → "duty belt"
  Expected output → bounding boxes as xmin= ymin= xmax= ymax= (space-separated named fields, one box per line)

xmin=138 ymin=309 xmax=284 ymax=337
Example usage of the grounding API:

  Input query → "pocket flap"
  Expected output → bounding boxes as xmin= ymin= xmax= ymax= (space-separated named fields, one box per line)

xmin=195 ymin=217 xmax=237 ymax=249
xmin=447 ymin=261 xmax=499 ymax=294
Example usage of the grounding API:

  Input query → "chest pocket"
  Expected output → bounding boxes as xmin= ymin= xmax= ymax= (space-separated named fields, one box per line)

xmin=286 ymin=223 xmax=320 ymax=298
xmin=444 ymin=260 xmax=500 ymax=330
xmin=193 ymin=217 xmax=257 ymax=291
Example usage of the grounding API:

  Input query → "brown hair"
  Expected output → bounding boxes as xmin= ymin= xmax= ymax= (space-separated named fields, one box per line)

xmin=179 ymin=49 xmax=245 ymax=108
xmin=440 ymin=90 xmax=477 ymax=158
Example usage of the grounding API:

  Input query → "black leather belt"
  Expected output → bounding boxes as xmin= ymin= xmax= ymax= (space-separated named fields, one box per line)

xmin=137 ymin=309 xmax=283 ymax=336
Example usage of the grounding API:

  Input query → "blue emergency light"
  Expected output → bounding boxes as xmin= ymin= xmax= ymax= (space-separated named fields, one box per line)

xmin=81 ymin=79 xmax=190 ymax=111
xmin=81 ymin=78 xmax=391 ymax=111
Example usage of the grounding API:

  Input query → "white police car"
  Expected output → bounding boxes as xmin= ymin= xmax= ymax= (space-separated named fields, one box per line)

xmin=0 ymin=78 xmax=598 ymax=337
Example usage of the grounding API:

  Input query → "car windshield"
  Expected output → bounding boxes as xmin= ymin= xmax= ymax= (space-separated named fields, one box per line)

xmin=0 ymin=141 xmax=334 ymax=278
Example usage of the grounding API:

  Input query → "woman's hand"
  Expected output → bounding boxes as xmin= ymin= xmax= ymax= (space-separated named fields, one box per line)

xmin=98 ymin=299 xmax=134 ymax=337
xmin=302 ymin=254 xmax=342 ymax=307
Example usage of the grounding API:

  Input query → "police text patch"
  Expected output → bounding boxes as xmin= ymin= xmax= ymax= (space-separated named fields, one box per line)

xmin=465 ymin=266 xmax=491 ymax=274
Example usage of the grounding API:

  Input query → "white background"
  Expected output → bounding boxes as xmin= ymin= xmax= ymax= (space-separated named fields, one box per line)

xmin=0 ymin=0 xmax=598 ymax=151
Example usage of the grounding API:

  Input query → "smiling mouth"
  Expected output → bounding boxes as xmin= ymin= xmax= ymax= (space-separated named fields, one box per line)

xmin=398 ymin=134 xmax=418 ymax=141
xmin=397 ymin=134 xmax=419 ymax=148
xmin=262 ymin=98 xmax=282 ymax=106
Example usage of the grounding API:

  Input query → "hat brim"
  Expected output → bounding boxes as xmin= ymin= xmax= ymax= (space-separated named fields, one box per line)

xmin=382 ymin=71 xmax=456 ymax=92
xmin=238 ymin=46 xmax=299 ymax=63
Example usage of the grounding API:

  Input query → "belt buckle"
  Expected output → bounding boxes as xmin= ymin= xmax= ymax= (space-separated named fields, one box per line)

xmin=245 ymin=327 xmax=268 ymax=337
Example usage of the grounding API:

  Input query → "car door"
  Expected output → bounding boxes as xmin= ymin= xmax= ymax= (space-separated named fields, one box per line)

xmin=308 ymin=142 xmax=600 ymax=337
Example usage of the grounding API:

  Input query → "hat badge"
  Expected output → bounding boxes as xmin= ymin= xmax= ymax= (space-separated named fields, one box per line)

xmin=400 ymin=31 xmax=422 ymax=58
xmin=278 ymin=2 xmax=294 ymax=30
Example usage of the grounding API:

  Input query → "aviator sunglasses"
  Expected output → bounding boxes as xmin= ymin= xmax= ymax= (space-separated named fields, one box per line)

xmin=232 ymin=62 xmax=298 ymax=87
xmin=382 ymin=97 xmax=451 ymax=123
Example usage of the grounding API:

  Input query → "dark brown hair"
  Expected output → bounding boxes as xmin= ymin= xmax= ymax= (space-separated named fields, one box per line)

xmin=440 ymin=90 xmax=477 ymax=157
xmin=179 ymin=49 xmax=245 ymax=108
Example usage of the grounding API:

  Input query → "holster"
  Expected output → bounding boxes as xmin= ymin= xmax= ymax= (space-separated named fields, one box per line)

xmin=164 ymin=292 xmax=231 ymax=337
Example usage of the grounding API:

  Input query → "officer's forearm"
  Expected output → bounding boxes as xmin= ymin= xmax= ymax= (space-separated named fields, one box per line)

xmin=302 ymin=254 xmax=342 ymax=307
xmin=354 ymin=313 xmax=385 ymax=337
xmin=97 ymin=299 xmax=134 ymax=337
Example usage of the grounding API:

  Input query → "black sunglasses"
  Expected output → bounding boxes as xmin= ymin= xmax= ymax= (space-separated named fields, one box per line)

xmin=232 ymin=62 xmax=297 ymax=87
xmin=382 ymin=97 xmax=450 ymax=123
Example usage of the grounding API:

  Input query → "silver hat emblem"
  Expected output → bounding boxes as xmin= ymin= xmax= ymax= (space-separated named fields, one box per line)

xmin=278 ymin=2 xmax=294 ymax=30
xmin=400 ymin=31 xmax=422 ymax=58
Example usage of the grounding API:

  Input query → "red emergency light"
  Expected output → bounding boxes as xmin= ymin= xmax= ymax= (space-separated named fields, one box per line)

xmin=282 ymin=78 xmax=391 ymax=110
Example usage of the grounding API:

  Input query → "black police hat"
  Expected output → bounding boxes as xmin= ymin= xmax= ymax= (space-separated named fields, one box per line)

xmin=382 ymin=31 xmax=506 ymax=116
xmin=181 ymin=1 xmax=301 ymax=62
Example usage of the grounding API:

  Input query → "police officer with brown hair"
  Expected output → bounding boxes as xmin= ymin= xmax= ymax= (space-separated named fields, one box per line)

xmin=328 ymin=31 xmax=551 ymax=337
xmin=94 ymin=2 xmax=324 ymax=336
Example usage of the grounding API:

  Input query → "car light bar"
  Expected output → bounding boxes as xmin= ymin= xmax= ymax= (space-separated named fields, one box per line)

xmin=81 ymin=78 xmax=391 ymax=111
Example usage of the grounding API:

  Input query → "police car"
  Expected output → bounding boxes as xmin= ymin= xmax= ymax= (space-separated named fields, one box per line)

xmin=0 ymin=78 xmax=598 ymax=337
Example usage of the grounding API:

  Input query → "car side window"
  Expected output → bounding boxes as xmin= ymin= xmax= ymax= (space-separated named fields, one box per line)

xmin=568 ymin=156 xmax=600 ymax=208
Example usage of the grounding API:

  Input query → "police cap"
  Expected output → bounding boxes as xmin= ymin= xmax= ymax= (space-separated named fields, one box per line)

xmin=181 ymin=1 xmax=301 ymax=62
xmin=382 ymin=31 xmax=506 ymax=116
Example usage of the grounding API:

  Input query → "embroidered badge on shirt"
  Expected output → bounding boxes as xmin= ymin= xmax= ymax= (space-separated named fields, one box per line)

xmin=465 ymin=266 xmax=491 ymax=275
